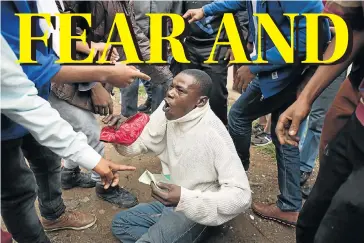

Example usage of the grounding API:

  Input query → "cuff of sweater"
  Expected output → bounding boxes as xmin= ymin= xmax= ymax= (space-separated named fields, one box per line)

xmin=175 ymin=187 xmax=201 ymax=212
xmin=75 ymin=147 xmax=101 ymax=170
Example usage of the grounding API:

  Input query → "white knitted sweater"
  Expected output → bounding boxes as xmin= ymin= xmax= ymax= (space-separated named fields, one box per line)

xmin=115 ymin=102 xmax=252 ymax=226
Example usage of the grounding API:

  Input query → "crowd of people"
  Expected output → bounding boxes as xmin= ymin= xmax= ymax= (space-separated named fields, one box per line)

xmin=1 ymin=0 xmax=364 ymax=243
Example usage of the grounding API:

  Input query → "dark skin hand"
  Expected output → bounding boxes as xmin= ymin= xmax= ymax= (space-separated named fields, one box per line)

xmin=151 ymin=182 xmax=181 ymax=207
xmin=235 ymin=66 xmax=256 ymax=94
xmin=102 ymin=114 xmax=128 ymax=129
xmin=224 ymin=49 xmax=235 ymax=67
xmin=91 ymin=83 xmax=114 ymax=116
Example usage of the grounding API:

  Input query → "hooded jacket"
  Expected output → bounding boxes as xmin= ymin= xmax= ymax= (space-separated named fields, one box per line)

xmin=52 ymin=1 xmax=173 ymax=111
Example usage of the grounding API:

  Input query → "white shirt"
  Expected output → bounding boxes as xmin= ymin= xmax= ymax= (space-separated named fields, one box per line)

xmin=1 ymin=35 xmax=101 ymax=170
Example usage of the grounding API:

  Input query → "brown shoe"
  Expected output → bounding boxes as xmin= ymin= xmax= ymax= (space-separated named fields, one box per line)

xmin=42 ymin=210 xmax=96 ymax=232
xmin=252 ymin=202 xmax=298 ymax=227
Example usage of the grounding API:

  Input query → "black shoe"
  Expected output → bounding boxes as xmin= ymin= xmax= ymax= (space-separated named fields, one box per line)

xmin=61 ymin=167 xmax=96 ymax=190
xmin=95 ymin=183 xmax=138 ymax=208
xmin=300 ymin=171 xmax=312 ymax=186
xmin=252 ymin=123 xmax=265 ymax=136
xmin=301 ymin=185 xmax=312 ymax=199
xmin=138 ymin=99 xmax=152 ymax=113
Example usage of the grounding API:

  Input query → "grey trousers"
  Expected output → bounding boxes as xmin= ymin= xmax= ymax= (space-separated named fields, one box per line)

xmin=48 ymin=92 xmax=104 ymax=182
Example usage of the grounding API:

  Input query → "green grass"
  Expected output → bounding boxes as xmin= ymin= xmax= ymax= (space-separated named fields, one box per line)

xmin=255 ymin=143 xmax=276 ymax=160
xmin=138 ymin=85 xmax=147 ymax=98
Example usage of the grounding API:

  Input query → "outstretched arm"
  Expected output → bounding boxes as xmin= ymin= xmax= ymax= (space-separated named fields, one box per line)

xmin=276 ymin=30 xmax=364 ymax=146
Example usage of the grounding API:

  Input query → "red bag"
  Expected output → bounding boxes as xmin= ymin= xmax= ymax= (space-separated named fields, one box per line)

xmin=1 ymin=230 xmax=12 ymax=243
xmin=100 ymin=113 xmax=150 ymax=146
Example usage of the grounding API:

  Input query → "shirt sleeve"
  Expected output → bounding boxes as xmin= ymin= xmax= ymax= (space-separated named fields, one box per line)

xmin=202 ymin=0 xmax=245 ymax=16
xmin=114 ymin=102 xmax=167 ymax=157
xmin=175 ymin=130 xmax=252 ymax=226
xmin=1 ymin=35 xmax=101 ymax=170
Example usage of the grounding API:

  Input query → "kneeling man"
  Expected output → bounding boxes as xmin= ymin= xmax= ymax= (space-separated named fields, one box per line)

xmin=110 ymin=69 xmax=252 ymax=243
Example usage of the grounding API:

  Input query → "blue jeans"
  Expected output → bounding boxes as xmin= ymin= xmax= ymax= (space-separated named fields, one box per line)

xmin=121 ymin=79 xmax=167 ymax=117
xmin=299 ymin=71 xmax=346 ymax=173
xmin=112 ymin=202 xmax=207 ymax=243
xmin=228 ymin=77 xmax=301 ymax=211
xmin=298 ymin=117 xmax=308 ymax=151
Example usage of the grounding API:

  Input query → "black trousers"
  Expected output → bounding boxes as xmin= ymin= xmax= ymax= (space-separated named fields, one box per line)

xmin=1 ymin=134 xmax=65 ymax=243
xmin=171 ymin=41 xmax=229 ymax=125
xmin=296 ymin=114 xmax=364 ymax=243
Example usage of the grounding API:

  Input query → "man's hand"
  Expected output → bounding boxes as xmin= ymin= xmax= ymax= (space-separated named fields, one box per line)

xmin=276 ymin=98 xmax=311 ymax=146
xmin=91 ymin=42 xmax=120 ymax=63
xmin=224 ymin=49 xmax=234 ymax=67
xmin=102 ymin=114 xmax=128 ymax=130
xmin=93 ymin=158 xmax=136 ymax=189
xmin=183 ymin=8 xmax=205 ymax=23
xmin=151 ymin=182 xmax=181 ymax=207
xmin=91 ymin=83 xmax=113 ymax=116
xmin=235 ymin=66 xmax=256 ymax=93
xmin=104 ymin=65 xmax=151 ymax=88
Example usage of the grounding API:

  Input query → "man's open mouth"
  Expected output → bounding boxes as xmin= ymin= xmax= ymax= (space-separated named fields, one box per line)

xmin=163 ymin=99 xmax=171 ymax=112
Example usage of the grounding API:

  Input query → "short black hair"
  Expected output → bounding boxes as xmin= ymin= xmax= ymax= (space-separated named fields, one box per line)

xmin=181 ymin=69 xmax=213 ymax=98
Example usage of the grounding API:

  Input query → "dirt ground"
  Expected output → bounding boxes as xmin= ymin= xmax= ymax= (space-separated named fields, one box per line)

xmin=46 ymin=89 xmax=317 ymax=243
xmin=2 ymin=77 xmax=318 ymax=243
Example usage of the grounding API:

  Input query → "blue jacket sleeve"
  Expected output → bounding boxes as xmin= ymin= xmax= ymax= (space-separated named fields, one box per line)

xmin=202 ymin=0 xmax=246 ymax=16
xmin=249 ymin=1 xmax=329 ymax=74
xmin=1 ymin=1 xmax=61 ymax=89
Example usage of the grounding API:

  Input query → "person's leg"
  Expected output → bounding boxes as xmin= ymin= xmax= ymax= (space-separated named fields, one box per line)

xmin=251 ymin=114 xmax=272 ymax=147
xmin=138 ymin=79 xmax=153 ymax=113
xmin=228 ymin=78 xmax=293 ymax=170
xmin=298 ymin=117 xmax=308 ymax=151
xmin=48 ymin=92 xmax=98 ymax=189
xmin=21 ymin=134 xmax=97 ymax=231
xmin=142 ymin=79 xmax=153 ymax=101
xmin=249 ymin=80 xmax=303 ymax=226
xmin=21 ymin=133 xmax=66 ymax=220
xmin=296 ymin=116 xmax=354 ymax=243
xmin=1 ymin=137 xmax=51 ymax=243
xmin=121 ymin=78 xmax=139 ymax=117
xmin=300 ymin=71 xmax=346 ymax=174
xmin=150 ymin=82 xmax=169 ymax=113
xmin=271 ymin=103 xmax=302 ymax=213
xmin=201 ymin=46 xmax=229 ymax=126
xmin=49 ymin=93 xmax=138 ymax=208
xmin=259 ymin=116 xmax=268 ymax=127
xmin=314 ymin=167 xmax=364 ymax=243
xmin=137 ymin=206 xmax=207 ymax=243
xmin=319 ymin=77 xmax=360 ymax=161
xmin=313 ymin=118 xmax=364 ymax=243
xmin=112 ymin=202 xmax=165 ymax=243
xmin=264 ymin=114 xmax=271 ymax=134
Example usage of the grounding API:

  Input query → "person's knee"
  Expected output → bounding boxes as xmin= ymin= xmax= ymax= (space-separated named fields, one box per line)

xmin=228 ymin=103 xmax=244 ymax=134
xmin=111 ymin=211 xmax=130 ymax=239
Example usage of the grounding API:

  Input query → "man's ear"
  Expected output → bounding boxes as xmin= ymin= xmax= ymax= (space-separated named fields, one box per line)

xmin=196 ymin=96 xmax=208 ymax=107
